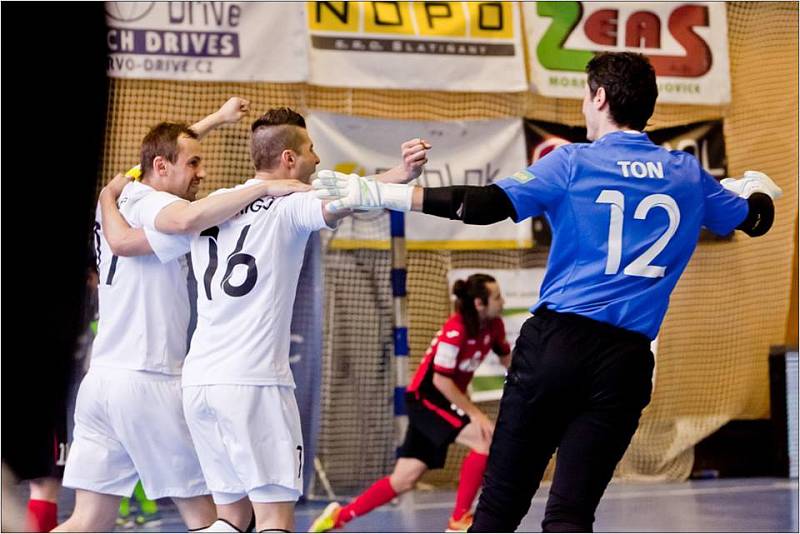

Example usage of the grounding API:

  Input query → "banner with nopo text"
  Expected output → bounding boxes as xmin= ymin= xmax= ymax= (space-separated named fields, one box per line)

xmin=307 ymin=1 xmax=527 ymax=91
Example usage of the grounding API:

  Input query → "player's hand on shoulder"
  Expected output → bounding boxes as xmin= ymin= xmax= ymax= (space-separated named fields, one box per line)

xmin=265 ymin=179 xmax=312 ymax=197
xmin=102 ymin=172 xmax=132 ymax=199
xmin=216 ymin=97 xmax=250 ymax=124
xmin=721 ymin=170 xmax=782 ymax=200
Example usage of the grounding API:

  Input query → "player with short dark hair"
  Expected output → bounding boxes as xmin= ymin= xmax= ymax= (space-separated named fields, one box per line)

xmin=310 ymin=274 xmax=510 ymax=533
xmin=312 ymin=51 xmax=782 ymax=532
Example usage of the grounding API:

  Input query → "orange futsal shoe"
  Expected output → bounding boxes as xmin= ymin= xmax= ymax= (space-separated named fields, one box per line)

xmin=446 ymin=511 xmax=474 ymax=532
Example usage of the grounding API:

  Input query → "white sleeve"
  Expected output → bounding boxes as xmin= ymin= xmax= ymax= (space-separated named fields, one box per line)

xmin=135 ymin=191 xmax=187 ymax=229
xmin=131 ymin=191 xmax=192 ymax=263
xmin=283 ymin=192 xmax=336 ymax=233
xmin=143 ymin=228 xmax=191 ymax=263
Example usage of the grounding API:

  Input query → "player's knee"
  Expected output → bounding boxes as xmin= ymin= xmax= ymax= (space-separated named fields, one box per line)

xmin=389 ymin=472 xmax=419 ymax=493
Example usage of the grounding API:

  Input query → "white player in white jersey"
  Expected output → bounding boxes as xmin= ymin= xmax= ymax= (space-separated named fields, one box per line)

xmin=178 ymin=108 xmax=430 ymax=533
xmin=56 ymin=99 xmax=310 ymax=532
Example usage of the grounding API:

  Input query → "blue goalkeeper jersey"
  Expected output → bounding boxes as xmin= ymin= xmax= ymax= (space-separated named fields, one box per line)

xmin=496 ymin=130 xmax=748 ymax=339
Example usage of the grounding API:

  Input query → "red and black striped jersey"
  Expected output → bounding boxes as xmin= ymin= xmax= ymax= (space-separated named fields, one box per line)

xmin=407 ymin=313 xmax=510 ymax=410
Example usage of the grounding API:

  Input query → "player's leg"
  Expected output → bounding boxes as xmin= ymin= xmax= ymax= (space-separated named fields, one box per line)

xmin=309 ymin=457 xmax=428 ymax=533
xmin=57 ymin=370 xmax=140 ymax=531
xmin=52 ymin=489 xmax=121 ymax=532
xmin=27 ymin=392 xmax=70 ymax=532
xmin=542 ymin=337 xmax=654 ymax=532
xmin=448 ymin=422 xmax=492 ymax=530
xmin=28 ymin=477 xmax=61 ymax=532
xmin=113 ymin=374 xmax=212 ymax=530
xmin=470 ymin=314 xmax=580 ymax=532
xmin=183 ymin=385 xmax=255 ymax=530
xmin=252 ymin=499 xmax=295 ymax=532
xmin=171 ymin=495 xmax=217 ymax=530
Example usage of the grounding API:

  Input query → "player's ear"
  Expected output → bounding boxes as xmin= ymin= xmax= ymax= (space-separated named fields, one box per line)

xmin=282 ymin=149 xmax=296 ymax=169
xmin=594 ymin=86 xmax=607 ymax=110
xmin=152 ymin=155 xmax=169 ymax=176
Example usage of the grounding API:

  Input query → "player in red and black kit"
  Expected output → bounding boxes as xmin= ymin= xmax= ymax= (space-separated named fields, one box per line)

xmin=310 ymin=274 xmax=511 ymax=533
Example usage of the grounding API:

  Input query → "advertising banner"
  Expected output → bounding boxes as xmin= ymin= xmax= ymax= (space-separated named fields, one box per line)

xmin=524 ymin=2 xmax=731 ymax=104
xmin=308 ymin=1 xmax=527 ymax=91
xmin=105 ymin=2 xmax=308 ymax=81
xmin=307 ymin=111 xmax=532 ymax=250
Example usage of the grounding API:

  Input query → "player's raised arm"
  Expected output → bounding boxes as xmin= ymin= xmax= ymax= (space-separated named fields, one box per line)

xmin=190 ymin=97 xmax=250 ymax=139
xmin=373 ymin=138 xmax=432 ymax=184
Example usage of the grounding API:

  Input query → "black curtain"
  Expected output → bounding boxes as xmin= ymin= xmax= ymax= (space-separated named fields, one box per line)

xmin=1 ymin=2 xmax=108 ymax=479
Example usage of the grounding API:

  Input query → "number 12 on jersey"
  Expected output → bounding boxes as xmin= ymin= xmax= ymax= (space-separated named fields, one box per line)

xmin=200 ymin=225 xmax=258 ymax=299
xmin=595 ymin=190 xmax=681 ymax=279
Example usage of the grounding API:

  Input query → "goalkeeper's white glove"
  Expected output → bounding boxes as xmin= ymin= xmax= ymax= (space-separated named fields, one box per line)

xmin=720 ymin=170 xmax=782 ymax=200
xmin=312 ymin=170 xmax=414 ymax=213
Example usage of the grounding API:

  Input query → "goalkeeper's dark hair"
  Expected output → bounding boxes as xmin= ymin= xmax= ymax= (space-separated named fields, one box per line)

xmin=250 ymin=107 xmax=307 ymax=171
xmin=452 ymin=273 xmax=496 ymax=338
xmin=586 ymin=52 xmax=658 ymax=131
xmin=140 ymin=122 xmax=198 ymax=177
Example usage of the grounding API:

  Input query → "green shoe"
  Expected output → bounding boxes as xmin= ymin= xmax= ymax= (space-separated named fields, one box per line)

xmin=135 ymin=510 xmax=163 ymax=528
xmin=116 ymin=497 xmax=135 ymax=528
xmin=308 ymin=502 xmax=342 ymax=533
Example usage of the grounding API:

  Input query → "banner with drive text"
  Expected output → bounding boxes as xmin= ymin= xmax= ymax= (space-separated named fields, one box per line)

xmin=307 ymin=1 xmax=527 ymax=91
xmin=523 ymin=2 xmax=731 ymax=104
xmin=105 ymin=2 xmax=308 ymax=81
xmin=307 ymin=111 xmax=532 ymax=250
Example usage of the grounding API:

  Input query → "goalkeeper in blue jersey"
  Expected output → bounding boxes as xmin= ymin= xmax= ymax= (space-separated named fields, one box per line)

xmin=312 ymin=51 xmax=782 ymax=532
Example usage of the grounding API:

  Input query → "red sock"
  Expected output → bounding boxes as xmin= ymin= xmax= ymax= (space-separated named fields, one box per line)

xmin=452 ymin=450 xmax=488 ymax=521
xmin=337 ymin=476 xmax=397 ymax=527
xmin=27 ymin=499 xmax=58 ymax=532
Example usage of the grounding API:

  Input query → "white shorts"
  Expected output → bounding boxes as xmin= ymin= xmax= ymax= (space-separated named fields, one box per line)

xmin=62 ymin=367 xmax=208 ymax=499
xmin=182 ymin=385 xmax=303 ymax=504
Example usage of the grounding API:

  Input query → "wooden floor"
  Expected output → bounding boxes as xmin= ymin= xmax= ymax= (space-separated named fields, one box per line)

xmin=40 ymin=477 xmax=799 ymax=532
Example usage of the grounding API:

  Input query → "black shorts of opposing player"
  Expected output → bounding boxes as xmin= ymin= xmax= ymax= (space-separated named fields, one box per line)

xmin=471 ymin=307 xmax=654 ymax=533
xmin=399 ymin=395 xmax=470 ymax=469
xmin=4 ymin=402 xmax=69 ymax=481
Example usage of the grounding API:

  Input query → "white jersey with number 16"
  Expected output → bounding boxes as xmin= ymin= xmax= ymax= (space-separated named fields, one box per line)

xmin=182 ymin=180 xmax=332 ymax=388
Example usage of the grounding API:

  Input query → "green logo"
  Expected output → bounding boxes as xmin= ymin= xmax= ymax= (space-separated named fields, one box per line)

xmin=510 ymin=170 xmax=535 ymax=183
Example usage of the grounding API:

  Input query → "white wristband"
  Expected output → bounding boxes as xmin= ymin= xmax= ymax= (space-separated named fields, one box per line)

xmin=379 ymin=183 xmax=414 ymax=212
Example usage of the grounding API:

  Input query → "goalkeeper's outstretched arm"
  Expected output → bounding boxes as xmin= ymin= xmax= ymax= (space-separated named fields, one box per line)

xmin=722 ymin=170 xmax=782 ymax=237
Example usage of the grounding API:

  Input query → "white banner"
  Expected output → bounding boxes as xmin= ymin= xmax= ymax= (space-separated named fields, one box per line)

xmin=307 ymin=111 xmax=531 ymax=250
xmin=307 ymin=1 xmax=527 ymax=91
xmin=448 ymin=268 xmax=545 ymax=402
xmin=524 ymin=2 xmax=730 ymax=104
xmin=105 ymin=2 xmax=308 ymax=81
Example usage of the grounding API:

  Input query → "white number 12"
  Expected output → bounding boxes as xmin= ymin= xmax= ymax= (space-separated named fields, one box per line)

xmin=595 ymin=190 xmax=680 ymax=278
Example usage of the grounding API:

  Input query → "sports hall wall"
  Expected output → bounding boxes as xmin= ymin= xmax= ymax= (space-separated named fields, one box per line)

xmin=100 ymin=2 xmax=798 ymax=492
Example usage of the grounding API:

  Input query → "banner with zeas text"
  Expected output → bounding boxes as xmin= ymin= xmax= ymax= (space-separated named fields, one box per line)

xmin=105 ymin=2 xmax=308 ymax=81
xmin=524 ymin=2 xmax=731 ymax=104
xmin=307 ymin=1 xmax=527 ymax=91
xmin=307 ymin=111 xmax=532 ymax=250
